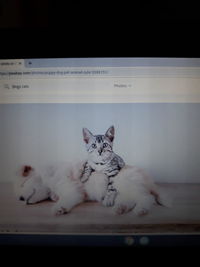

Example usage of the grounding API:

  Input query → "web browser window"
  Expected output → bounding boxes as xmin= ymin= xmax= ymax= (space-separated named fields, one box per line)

xmin=0 ymin=58 xmax=200 ymax=240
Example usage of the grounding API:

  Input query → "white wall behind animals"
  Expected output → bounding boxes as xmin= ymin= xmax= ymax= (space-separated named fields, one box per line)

xmin=0 ymin=103 xmax=200 ymax=183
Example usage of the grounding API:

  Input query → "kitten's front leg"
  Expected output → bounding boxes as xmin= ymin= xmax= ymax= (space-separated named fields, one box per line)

xmin=80 ymin=162 xmax=94 ymax=183
xmin=102 ymin=178 xmax=117 ymax=207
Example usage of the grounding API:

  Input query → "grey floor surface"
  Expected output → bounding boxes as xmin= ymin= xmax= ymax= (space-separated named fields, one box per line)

xmin=0 ymin=182 xmax=200 ymax=234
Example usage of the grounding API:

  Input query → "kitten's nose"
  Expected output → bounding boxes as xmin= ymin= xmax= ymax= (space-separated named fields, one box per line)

xmin=98 ymin=149 xmax=103 ymax=155
xmin=19 ymin=196 xmax=25 ymax=201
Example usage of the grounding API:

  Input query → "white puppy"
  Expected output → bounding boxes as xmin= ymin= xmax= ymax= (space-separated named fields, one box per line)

xmin=15 ymin=162 xmax=85 ymax=215
xmin=111 ymin=165 xmax=171 ymax=215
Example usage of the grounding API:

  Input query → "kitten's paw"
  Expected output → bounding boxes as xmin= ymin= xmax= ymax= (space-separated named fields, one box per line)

xmin=113 ymin=203 xmax=132 ymax=215
xmin=102 ymin=192 xmax=116 ymax=207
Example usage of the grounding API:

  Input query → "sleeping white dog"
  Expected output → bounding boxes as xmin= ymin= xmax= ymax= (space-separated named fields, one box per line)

xmin=15 ymin=161 xmax=171 ymax=216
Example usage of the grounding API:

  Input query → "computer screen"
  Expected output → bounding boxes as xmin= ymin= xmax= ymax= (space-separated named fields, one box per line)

xmin=0 ymin=57 xmax=200 ymax=247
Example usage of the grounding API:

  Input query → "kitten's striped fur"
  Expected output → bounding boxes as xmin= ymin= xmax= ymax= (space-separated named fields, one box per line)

xmin=81 ymin=126 xmax=125 ymax=206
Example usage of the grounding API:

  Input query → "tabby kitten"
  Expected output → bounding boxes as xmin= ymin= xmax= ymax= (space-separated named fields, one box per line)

xmin=81 ymin=126 xmax=125 ymax=206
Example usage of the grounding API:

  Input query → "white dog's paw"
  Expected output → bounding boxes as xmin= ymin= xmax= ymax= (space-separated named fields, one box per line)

xmin=50 ymin=192 xmax=59 ymax=202
xmin=52 ymin=205 xmax=70 ymax=216
xmin=133 ymin=206 xmax=149 ymax=216
xmin=113 ymin=203 xmax=131 ymax=215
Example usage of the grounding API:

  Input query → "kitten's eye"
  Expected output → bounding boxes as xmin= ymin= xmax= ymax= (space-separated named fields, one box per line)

xmin=91 ymin=143 xmax=97 ymax=149
xmin=103 ymin=143 xmax=108 ymax=148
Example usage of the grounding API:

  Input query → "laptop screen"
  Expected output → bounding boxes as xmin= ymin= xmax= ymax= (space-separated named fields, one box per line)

xmin=0 ymin=58 xmax=200 ymax=246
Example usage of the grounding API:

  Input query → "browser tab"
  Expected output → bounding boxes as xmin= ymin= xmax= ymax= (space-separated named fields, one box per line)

xmin=0 ymin=59 xmax=24 ymax=70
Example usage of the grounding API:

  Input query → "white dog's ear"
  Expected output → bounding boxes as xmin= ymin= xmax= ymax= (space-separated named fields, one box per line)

xmin=105 ymin=126 xmax=115 ymax=142
xmin=82 ymin=128 xmax=93 ymax=144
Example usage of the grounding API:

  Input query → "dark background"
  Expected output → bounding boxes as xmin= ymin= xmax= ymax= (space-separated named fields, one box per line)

xmin=1 ymin=2 xmax=200 ymax=28
xmin=0 ymin=1 xmax=200 ymax=58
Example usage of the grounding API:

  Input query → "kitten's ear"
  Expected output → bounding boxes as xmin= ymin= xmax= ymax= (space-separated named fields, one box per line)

xmin=83 ymin=128 xmax=93 ymax=144
xmin=105 ymin=126 xmax=115 ymax=142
